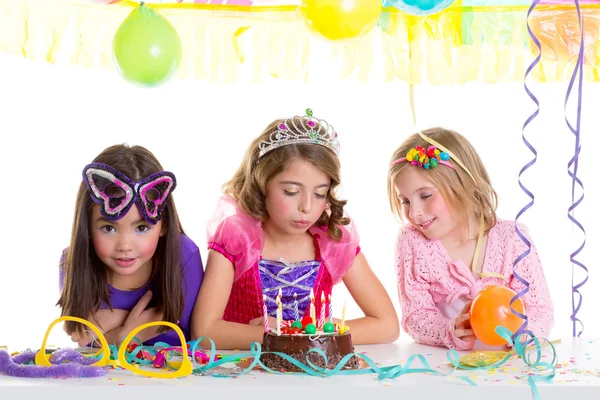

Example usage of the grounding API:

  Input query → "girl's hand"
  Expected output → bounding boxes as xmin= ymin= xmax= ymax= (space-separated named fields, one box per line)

xmin=63 ymin=309 xmax=130 ymax=347
xmin=62 ymin=316 xmax=107 ymax=348
xmin=121 ymin=290 xmax=164 ymax=337
xmin=248 ymin=316 xmax=278 ymax=328
xmin=90 ymin=309 xmax=129 ymax=333
xmin=454 ymin=301 xmax=476 ymax=342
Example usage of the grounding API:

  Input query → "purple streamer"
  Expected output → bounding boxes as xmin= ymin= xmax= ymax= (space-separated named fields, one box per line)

xmin=0 ymin=349 xmax=108 ymax=378
xmin=565 ymin=0 xmax=587 ymax=337
xmin=511 ymin=0 xmax=544 ymax=340
xmin=49 ymin=348 xmax=100 ymax=365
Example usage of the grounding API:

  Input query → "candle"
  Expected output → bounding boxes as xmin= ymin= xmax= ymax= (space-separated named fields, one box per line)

xmin=276 ymin=296 xmax=281 ymax=335
xmin=262 ymin=294 xmax=270 ymax=332
xmin=293 ymin=293 xmax=299 ymax=321
xmin=328 ymin=294 xmax=333 ymax=323
xmin=340 ymin=300 xmax=347 ymax=331
xmin=278 ymin=300 xmax=283 ymax=335
xmin=277 ymin=288 xmax=283 ymax=323
xmin=319 ymin=292 xmax=325 ymax=329
xmin=310 ymin=289 xmax=316 ymax=324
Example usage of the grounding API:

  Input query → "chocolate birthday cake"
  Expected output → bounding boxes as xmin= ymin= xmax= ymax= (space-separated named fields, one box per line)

xmin=259 ymin=320 xmax=359 ymax=372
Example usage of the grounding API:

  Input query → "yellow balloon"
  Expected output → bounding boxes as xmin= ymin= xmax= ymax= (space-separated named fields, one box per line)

xmin=301 ymin=0 xmax=382 ymax=41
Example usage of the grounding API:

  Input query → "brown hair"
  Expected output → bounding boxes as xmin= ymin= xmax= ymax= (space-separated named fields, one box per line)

xmin=387 ymin=127 xmax=498 ymax=234
xmin=57 ymin=144 xmax=184 ymax=335
xmin=224 ymin=118 xmax=349 ymax=240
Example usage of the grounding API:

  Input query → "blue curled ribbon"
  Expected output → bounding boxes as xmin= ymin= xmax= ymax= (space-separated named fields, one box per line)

xmin=187 ymin=336 xmax=475 ymax=384
xmin=91 ymin=329 xmax=555 ymax=400
xmin=460 ymin=327 xmax=557 ymax=400
xmin=565 ymin=0 xmax=587 ymax=338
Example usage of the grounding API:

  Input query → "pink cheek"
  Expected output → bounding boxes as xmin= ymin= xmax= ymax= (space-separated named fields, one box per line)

xmin=315 ymin=199 xmax=328 ymax=215
xmin=91 ymin=236 xmax=111 ymax=259
xmin=138 ymin=239 xmax=160 ymax=258
xmin=271 ymin=195 xmax=294 ymax=216
xmin=429 ymin=197 xmax=450 ymax=217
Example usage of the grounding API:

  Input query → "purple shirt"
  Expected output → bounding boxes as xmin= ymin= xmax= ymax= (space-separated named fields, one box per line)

xmin=59 ymin=234 xmax=204 ymax=345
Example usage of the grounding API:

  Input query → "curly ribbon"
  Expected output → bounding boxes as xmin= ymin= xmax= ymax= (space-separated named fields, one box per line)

xmin=510 ymin=0 xmax=543 ymax=340
xmin=565 ymin=0 xmax=587 ymax=338
xmin=8 ymin=316 xmax=555 ymax=400
xmin=187 ymin=336 xmax=475 ymax=383
xmin=458 ymin=327 xmax=557 ymax=400
xmin=100 ymin=329 xmax=556 ymax=399
xmin=184 ymin=330 xmax=554 ymax=399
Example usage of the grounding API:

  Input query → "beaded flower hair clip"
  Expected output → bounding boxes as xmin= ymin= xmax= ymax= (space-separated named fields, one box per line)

xmin=258 ymin=108 xmax=340 ymax=159
xmin=82 ymin=163 xmax=176 ymax=225
xmin=390 ymin=145 xmax=454 ymax=170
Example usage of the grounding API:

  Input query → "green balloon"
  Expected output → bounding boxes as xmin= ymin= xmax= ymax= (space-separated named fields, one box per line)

xmin=112 ymin=3 xmax=182 ymax=86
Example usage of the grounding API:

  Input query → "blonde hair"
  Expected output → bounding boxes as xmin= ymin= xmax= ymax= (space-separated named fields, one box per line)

xmin=387 ymin=127 xmax=498 ymax=233
xmin=224 ymin=118 xmax=349 ymax=240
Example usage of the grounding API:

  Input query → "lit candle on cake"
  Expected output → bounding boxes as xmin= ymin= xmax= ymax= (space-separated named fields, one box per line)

xmin=262 ymin=294 xmax=270 ymax=333
xmin=340 ymin=300 xmax=347 ymax=331
xmin=278 ymin=299 xmax=283 ymax=334
xmin=293 ymin=292 xmax=299 ymax=321
xmin=319 ymin=292 xmax=325 ymax=329
xmin=310 ymin=289 xmax=316 ymax=324
xmin=328 ymin=294 xmax=333 ymax=323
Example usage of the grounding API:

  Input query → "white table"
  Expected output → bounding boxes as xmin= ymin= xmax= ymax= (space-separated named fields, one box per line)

xmin=1 ymin=337 xmax=599 ymax=399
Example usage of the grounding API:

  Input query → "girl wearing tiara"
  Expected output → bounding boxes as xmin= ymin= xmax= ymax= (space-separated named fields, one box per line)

xmin=58 ymin=144 xmax=204 ymax=346
xmin=388 ymin=128 xmax=554 ymax=350
xmin=192 ymin=110 xmax=399 ymax=349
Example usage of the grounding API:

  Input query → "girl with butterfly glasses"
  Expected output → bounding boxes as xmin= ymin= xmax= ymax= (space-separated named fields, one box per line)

xmin=57 ymin=144 xmax=204 ymax=347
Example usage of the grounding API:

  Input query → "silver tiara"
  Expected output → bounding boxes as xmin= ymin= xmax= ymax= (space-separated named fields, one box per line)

xmin=258 ymin=109 xmax=340 ymax=159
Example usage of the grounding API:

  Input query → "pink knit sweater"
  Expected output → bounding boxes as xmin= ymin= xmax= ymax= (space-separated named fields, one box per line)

xmin=396 ymin=219 xmax=554 ymax=350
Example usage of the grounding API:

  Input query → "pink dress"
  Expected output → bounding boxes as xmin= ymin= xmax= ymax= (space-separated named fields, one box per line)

xmin=206 ymin=196 xmax=360 ymax=324
xmin=396 ymin=220 xmax=554 ymax=350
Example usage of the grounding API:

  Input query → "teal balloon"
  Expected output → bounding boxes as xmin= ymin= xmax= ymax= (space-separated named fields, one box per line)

xmin=387 ymin=0 xmax=455 ymax=16
xmin=112 ymin=3 xmax=182 ymax=87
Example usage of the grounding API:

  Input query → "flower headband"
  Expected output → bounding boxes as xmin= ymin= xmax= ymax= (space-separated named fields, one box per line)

xmin=390 ymin=131 xmax=477 ymax=184
xmin=82 ymin=163 xmax=177 ymax=225
xmin=390 ymin=145 xmax=453 ymax=170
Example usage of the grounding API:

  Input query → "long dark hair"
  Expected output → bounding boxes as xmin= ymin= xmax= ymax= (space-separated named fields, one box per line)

xmin=58 ymin=144 xmax=184 ymax=335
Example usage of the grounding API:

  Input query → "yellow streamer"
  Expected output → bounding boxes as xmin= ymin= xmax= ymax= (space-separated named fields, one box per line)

xmin=1 ymin=0 xmax=599 ymax=84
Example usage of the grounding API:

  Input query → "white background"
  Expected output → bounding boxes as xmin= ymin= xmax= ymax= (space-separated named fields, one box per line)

xmin=0 ymin=48 xmax=597 ymax=350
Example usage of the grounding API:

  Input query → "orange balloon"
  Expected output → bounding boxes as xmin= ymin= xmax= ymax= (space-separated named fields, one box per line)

xmin=469 ymin=286 xmax=525 ymax=346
